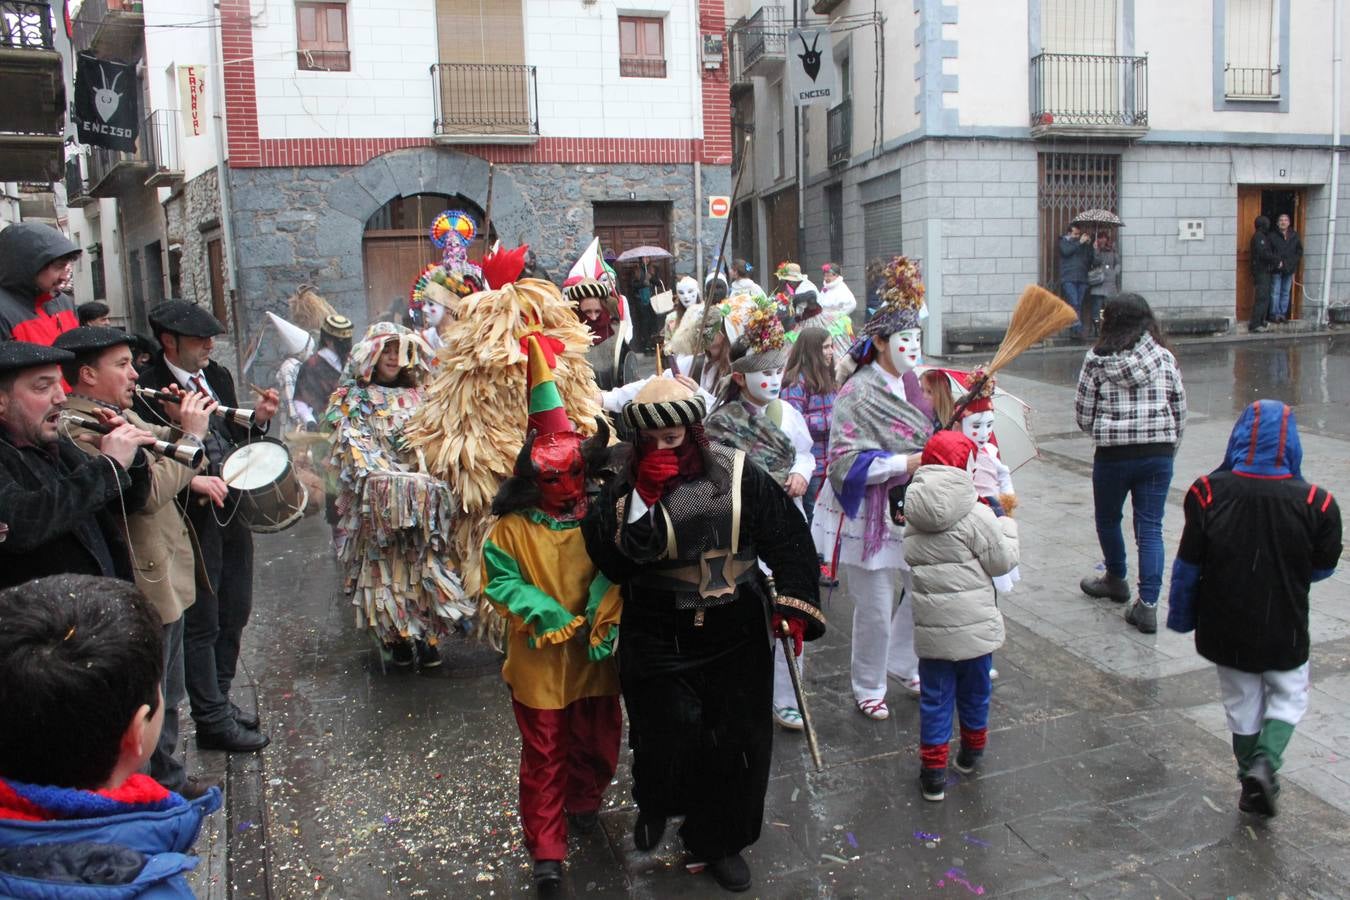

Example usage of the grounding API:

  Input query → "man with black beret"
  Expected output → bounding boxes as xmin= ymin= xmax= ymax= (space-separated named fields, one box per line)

xmin=0 ymin=340 xmax=155 ymax=589
xmin=55 ymin=326 xmax=221 ymax=798
xmin=134 ymin=300 xmax=278 ymax=754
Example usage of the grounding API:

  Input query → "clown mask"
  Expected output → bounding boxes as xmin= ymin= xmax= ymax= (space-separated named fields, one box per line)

xmin=423 ymin=300 xmax=447 ymax=329
xmin=532 ymin=432 xmax=587 ymax=520
xmin=676 ymin=278 xmax=700 ymax=309
xmin=741 ymin=367 xmax=784 ymax=405
xmin=961 ymin=410 xmax=996 ymax=448
xmin=885 ymin=328 xmax=923 ymax=373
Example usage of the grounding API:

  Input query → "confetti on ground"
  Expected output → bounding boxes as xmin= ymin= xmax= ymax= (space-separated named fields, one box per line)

xmin=846 ymin=832 xmax=858 ymax=848
xmin=1202 ymin=795 xmax=1224 ymax=813
xmin=915 ymin=830 xmax=942 ymax=843
xmin=685 ymin=862 xmax=707 ymax=873
xmin=962 ymin=834 xmax=991 ymax=848
xmin=1246 ymin=825 xmax=1258 ymax=840
xmin=821 ymin=854 xmax=850 ymax=865
xmin=791 ymin=788 xmax=800 ymax=802
xmin=935 ymin=866 xmax=986 ymax=895
xmin=236 ymin=821 xmax=253 ymax=833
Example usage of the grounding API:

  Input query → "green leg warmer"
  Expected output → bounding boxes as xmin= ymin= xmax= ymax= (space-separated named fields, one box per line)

xmin=1232 ymin=732 xmax=1260 ymax=779
xmin=1257 ymin=718 xmax=1296 ymax=773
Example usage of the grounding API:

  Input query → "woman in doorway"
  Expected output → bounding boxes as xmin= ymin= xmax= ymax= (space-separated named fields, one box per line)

xmin=1088 ymin=231 xmax=1122 ymax=339
xmin=326 ymin=323 xmax=474 ymax=668
xmin=1269 ymin=213 xmax=1303 ymax=324
xmin=1075 ymin=294 xmax=1187 ymax=636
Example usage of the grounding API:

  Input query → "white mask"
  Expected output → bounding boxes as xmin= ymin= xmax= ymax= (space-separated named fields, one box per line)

xmin=676 ymin=278 xmax=700 ymax=309
xmin=961 ymin=411 xmax=995 ymax=447
xmin=885 ymin=328 xmax=922 ymax=373
xmin=742 ymin=367 xmax=784 ymax=405
xmin=423 ymin=301 xmax=446 ymax=328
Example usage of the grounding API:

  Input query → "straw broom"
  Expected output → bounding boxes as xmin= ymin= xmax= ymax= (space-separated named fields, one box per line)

xmin=944 ymin=284 xmax=1077 ymax=429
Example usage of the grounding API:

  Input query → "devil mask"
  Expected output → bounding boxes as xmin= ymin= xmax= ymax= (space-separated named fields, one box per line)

xmin=531 ymin=431 xmax=587 ymax=520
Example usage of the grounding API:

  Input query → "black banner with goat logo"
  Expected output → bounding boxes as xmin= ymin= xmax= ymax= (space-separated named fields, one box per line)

xmin=74 ymin=52 xmax=140 ymax=152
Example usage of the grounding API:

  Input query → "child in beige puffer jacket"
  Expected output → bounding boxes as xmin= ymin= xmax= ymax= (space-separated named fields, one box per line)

xmin=904 ymin=430 xmax=1019 ymax=802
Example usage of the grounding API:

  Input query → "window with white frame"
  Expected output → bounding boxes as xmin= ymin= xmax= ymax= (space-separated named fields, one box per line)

xmin=1224 ymin=0 xmax=1279 ymax=98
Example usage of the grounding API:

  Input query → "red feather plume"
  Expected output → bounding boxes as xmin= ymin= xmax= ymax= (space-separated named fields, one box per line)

xmin=480 ymin=244 xmax=530 ymax=290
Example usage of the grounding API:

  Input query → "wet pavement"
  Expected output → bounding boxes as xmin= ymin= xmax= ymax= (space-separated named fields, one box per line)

xmin=210 ymin=331 xmax=1350 ymax=898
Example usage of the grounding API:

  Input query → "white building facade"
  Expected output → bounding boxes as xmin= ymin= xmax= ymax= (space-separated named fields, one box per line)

xmin=729 ymin=0 xmax=1350 ymax=348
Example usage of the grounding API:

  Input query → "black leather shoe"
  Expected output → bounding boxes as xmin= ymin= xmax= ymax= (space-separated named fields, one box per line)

xmin=178 ymin=775 xmax=220 ymax=801
xmin=415 ymin=639 xmax=442 ymax=669
xmin=229 ymin=701 xmax=260 ymax=731
xmin=707 ymin=853 xmax=752 ymax=892
xmin=197 ymin=720 xmax=270 ymax=753
xmin=532 ymin=860 xmax=562 ymax=893
xmin=633 ymin=812 xmax=666 ymax=851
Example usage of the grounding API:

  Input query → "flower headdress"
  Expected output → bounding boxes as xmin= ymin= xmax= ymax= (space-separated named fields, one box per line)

xmin=862 ymin=255 xmax=926 ymax=338
xmin=729 ymin=295 xmax=789 ymax=373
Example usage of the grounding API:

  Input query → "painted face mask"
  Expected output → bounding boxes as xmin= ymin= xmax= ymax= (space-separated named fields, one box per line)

xmin=532 ymin=432 xmax=587 ymax=520
xmin=961 ymin=410 xmax=996 ymax=447
xmin=423 ymin=300 xmax=447 ymax=329
xmin=676 ymin=278 xmax=700 ymax=309
xmin=885 ymin=328 xmax=923 ymax=373
xmin=743 ymin=367 xmax=784 ymax=405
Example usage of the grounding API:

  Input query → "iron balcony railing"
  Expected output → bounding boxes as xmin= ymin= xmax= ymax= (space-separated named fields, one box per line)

xmin=741 ymin=5 xmax=785 ymax=72
xmin=1029 ymin=52 xmax=1148 ymax=130
xmin=431 ymin=63 xmax=538 ymax=139
xmin=0 ymin=0 xmax=54 ymax=51
xmin=827 ymin=98 xmax=851 ymax=167
xmin=141 ymin=108 xmax=181 ymax=179
xmin=72 ymin=0 xmax=143 ymax=53
xmin=1225 ymin=65 xmax=1281 ymax=99
xmin=619 ymin=57 xmax=666 ymax=78
xmin=64 ymin=156 xmax=93 ymax=206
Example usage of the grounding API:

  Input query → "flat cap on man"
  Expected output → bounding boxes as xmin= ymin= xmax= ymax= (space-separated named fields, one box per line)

xmin=0 ymin=340 xmax=73 ymax=376
xmin=52 ymin=326 xmax=136 ymax=357
xmin=148 ymin=300 xmax=225 ymax=338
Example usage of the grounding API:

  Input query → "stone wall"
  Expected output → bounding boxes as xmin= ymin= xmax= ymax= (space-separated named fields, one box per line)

xmin=164 ymin=167 xmax=223 ymax=319
xmin=799 ymin=137 xmax=1350 ymax=348
xmin=226 ymin=146 xmax=729 ymax=378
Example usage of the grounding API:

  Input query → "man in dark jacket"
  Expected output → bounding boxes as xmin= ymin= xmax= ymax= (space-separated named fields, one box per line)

xmin=1268 ymin=213 xmax=1303 ymax=323
xmin=0 ymin=223 xmax=82 ymax=344
xmin=1167 ymin=400 xmax=1342 ymax=818
xmin=0 ymin=341 xmax=154 ymax=588
xmin=1058 ymin=224 xmax=1095 ymax=339
xmin=134 ymin=300 xmax=279 ymax=754
xmin=1247 ymin=216 xmax=1278 ymax=332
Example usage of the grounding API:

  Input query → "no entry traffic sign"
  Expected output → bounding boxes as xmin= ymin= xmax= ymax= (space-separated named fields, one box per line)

xmin=708 ymin=195 xmax=731 ymax=219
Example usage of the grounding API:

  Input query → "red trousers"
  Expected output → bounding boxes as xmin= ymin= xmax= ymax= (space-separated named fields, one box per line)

xmin=512 ymin=695 xmax=622 ymax=861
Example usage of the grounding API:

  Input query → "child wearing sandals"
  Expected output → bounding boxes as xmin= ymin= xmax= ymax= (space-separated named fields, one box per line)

xmin=903 ymin=431 xmax=1019 ymax=801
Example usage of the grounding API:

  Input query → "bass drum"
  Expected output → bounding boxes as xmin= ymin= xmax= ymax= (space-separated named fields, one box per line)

xmin=220 ymin=438 xmax=308 ymax=533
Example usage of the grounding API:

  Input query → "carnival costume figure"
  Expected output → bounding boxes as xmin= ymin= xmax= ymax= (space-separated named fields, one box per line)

xmin=581 ymin=379 xmax=824 ymax=893
xmin=816 ymin=262 xmax=858 ymax=356
xmin=326 ymin=323 xmax=474 ymax=667
xmin=703 ymin=296 xmax=819 ymax=734
xmin=811 ymin=256 xmax=935 ymax=721
xmin=294 ymin=313 xmax=352 ymax=429
xmin=663 ymin=276 xmax=702 ymax=345
xmin=411 ymin=210 xmax=486 ymax=351
xmin=946 ymin=366 xmax=1020 ymax=592
xmin=483 ymin=336 xmax=622 ymax=893
xmin=402 ymin=245 xmax=604 ymax=645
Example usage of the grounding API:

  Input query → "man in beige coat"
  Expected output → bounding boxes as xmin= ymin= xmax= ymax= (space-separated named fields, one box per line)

xmin=54 ymin=327 xmax=226 ymax=800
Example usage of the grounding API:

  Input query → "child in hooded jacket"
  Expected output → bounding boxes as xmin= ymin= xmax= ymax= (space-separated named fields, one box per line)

xmin=904 ymin=431 xmax=1019 ymax=802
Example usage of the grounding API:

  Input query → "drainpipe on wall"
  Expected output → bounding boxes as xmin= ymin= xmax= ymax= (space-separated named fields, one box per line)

xmin=210 ymin=2 xmax=244 ymax=373
xmin=1320 ymin=0 xmax=1343 ymax=328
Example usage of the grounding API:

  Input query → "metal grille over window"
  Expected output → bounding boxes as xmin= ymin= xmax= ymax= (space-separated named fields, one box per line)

xmin=1225 ymin=0 xmax=1280 ymax=99
xmin=862 ymin=195 xmax=903 ymax=269
xmin=1037 ymin=153 xmax=1119 ymax=287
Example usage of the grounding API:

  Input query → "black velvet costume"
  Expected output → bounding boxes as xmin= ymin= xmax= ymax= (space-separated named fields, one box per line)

xmin=581 ymin=444 xmax=823 ymax=861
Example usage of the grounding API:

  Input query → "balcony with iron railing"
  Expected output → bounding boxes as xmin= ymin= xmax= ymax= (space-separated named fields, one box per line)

xmin=1029 ymin=52 xmax=1148 ymax=140
xmin=141 ymin=108 xmax=182 ymax=186
xmin=64 ymin=156 xmax=95 ymax=208
xmin=72 ymin=0 xmax=144 ymax=62
xmin=87 ymin=142 xmax=151 ymax=198
xmin=739 ymin=5 xmax=786 ymax=78
xmin=827 ymin=98 xmax=851 ymax=167
xmin=0 ymin=0 xmax=65 ymax=178
xmin=431 ymin=63 xmax=539 ymax=144
xmin=1225 ymin=64 xmax=1281 ymax=100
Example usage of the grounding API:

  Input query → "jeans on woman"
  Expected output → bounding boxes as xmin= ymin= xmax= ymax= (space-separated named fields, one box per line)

xmin=1091 ymin=453 xmax=1174 ymax=606
xmin=1270 ymin=272 xmax=1294 ymax=319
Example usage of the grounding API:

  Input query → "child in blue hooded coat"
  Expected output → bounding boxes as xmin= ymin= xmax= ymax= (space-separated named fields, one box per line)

xmin=1167 ymin=400 xmax=1342 ymax=819
xmin=0 ymin=575 xmax=220 ymax=898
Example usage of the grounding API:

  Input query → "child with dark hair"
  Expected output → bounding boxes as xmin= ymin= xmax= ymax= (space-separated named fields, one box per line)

xmin=76 ymin=300 xmax=111 ymax=327
xmin=0 ymin=574 xmax=219 ymax=897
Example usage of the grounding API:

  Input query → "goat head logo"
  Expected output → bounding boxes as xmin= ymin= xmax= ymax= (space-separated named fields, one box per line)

xmin=93 ymin=66 xmax=123 ymax=122
xmin=798 ymin=33 xmax=822 ymax=81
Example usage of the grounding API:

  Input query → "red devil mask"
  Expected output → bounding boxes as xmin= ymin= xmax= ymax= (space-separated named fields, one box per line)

xmin=532 ymin=432 xmax=587 ymax=520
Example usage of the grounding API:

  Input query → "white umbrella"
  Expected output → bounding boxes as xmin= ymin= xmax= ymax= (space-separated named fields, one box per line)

xmin=616 ymin=245 xmax=672 ymax=262
xmin=921 ymin=366 xmax=1040 ymax=471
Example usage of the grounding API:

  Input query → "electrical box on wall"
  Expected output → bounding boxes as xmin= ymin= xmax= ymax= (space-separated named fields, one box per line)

xmin=1178 ymin=219 xmax=1205 ymax=241
xmin=702 ymin=34 xmax=724 ymax=69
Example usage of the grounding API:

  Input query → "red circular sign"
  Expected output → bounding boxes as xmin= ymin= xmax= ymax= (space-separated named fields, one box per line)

xmin=709 ymin=196 xmax=730 ymax=217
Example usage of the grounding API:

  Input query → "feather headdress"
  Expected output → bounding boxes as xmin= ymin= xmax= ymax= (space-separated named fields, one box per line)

xmin=863 ymin=255 xmax=926 ymax=337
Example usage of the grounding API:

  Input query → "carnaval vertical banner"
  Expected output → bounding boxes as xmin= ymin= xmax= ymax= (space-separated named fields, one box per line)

xmin=177 ymin=65 xmax=209 ymax=138
xmin=786 ymin=27 xmax=837 ymax=107
xmin=73 ymin=52 xmax=140 ymax=152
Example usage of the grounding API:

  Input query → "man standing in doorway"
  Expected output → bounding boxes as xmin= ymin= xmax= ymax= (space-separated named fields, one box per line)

xmin=1058 ymin=225 xmax=1094 ymax=339
xmin=1269 ymin=213 xmax=1303 ymax=324
xmin=1248 ymin=216 xmax=1278 ymax=333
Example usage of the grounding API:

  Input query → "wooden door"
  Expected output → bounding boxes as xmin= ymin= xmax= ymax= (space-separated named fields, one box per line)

xmin=764 ymin=186 xmax=799 ymax=274
xmin=1236 ymin=186 xmax=1262 ymax=324
xmin=362 ymin=232 xmax=442 ymax=322
xmin=592 ymin=203 xmax=674 ymax=294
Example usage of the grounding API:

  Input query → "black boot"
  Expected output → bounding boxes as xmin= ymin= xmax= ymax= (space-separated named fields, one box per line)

xmin=532 ymin=860 xmax=562 ymax=893
xmin=706 ymin=853 xmax=752 ymax=892
xmin=633 ymin=812 xmax=666 ymax=851
xmin=1124 ymin=600 xmax=1157 ymax=634
xmin=1080 ymin=572 xmax=1130 ymax=603
xmin=919 ymin=767 xmax=946 ymax=801
xmin=568 ymin=810 xmax=600 ymax=834
xmin=954 ymin=746 xmax=982 ymax=774
xmin=415 ymin=639 xmax=442 ymax=669
xmin=388 ymin=640 xmax=414 ymax=668
xmin=1240 ymin=755 xmax=1279 ymax=817
xmin=196 ymin=720 xmax=270 ymax=753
